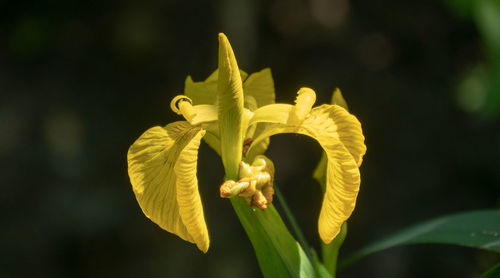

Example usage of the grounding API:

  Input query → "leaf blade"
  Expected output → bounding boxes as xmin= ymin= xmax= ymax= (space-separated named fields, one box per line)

xmin=480 ymin=263 xmax=500 ymax=278
xmin=339 ymin=210 xmax=500 ymax=269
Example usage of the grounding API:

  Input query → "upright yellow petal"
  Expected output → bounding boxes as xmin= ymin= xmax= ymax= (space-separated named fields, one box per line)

xmin=243 ymin=68 xmax=276 ymax=108
xmin=184 ymin=69 xmax=249 ymax=106
xmin=127 ymin=121 xmax=209 ymax=252
xmin=247 ymin=105 xmax=366 ymax=243
xmin=331 ymin=88 xmax=348 ymax=110
xmin=184 ymin=74 xmax=218 ymax=105
xmin=217 ymin=33 xmax=244 ymax=179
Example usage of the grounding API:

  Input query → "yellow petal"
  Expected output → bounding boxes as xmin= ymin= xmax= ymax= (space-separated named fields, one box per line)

xmin=244 ymin=88 xmax=315 ymax=159
xmin=245 ymin=104 xmax=292 ymax=160
xmin=288 ymin=87 xmax=316 ymax=125
xmin=217 ymin=33 xmax=244 ymax=179
xmin=247 ymin=105 xmax=366 ymax=243
xmin=244 ymin=95 xmax=258 ymax=111
xmin=127 ymin=121 xmax=209 ymax=252
xmin=170 ymin=95 xmax=218 ymax=126
xmin=184 ymin=69 xmax=249 ymax=106
xmin=245 ymin=88 xmax=315 ymax=158
xmin=184 ymin=74 xmax=218 ymax=106
xmin=169 ymin=95 xmax=222 ymax=156
xmin=202 ymin=123 xmax=222 ymax=156
xmin=174 ymin=127 xmax=210 ymax=252
xmin=331 ymin=88 xmax=348 ymax=111
xmin=249 ymin=104 xmax=293 ymax=126
xmin=314 ymin=89 xmax=363 ymax=191
xmin=243 ymin=68 xmax=276 ymax=109
xmin=189 ymin=104 xmax=218 ymax=125
xmin=329 ymin=89 xmax=365 ymax=165
xmin=317 ymin=104 xmax=366 ymax=167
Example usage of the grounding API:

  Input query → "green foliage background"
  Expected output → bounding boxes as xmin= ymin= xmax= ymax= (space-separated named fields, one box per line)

xmin=1 ymin=0 xmax=499 ymax=277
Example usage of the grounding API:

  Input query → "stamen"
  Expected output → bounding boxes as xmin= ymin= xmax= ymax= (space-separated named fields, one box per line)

xmin=219 ymin=155 xmax=275 ymax=209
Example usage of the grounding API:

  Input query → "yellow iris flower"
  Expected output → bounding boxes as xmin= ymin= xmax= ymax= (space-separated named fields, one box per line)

xmin=127 ymin=33 xmax=366 ymax=253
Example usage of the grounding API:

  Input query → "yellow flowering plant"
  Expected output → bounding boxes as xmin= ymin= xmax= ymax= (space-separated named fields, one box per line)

xmin=127 ymin=33 xmax=366 ymax=277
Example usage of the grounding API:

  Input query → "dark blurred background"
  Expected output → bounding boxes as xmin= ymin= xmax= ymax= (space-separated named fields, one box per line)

xmin=1 ymin=0 xmax=499 ymax=277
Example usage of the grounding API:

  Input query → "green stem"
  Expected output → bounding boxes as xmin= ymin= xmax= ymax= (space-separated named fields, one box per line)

xmin=225 ymin=161 xmax=316 ymax=277
xmin=230 ymin=197 xmax=316 ymax=278
xmin=321 ymin=222 xmax=347 ymax=277
xmin=274 ymin=184 xmax=315 ymax=262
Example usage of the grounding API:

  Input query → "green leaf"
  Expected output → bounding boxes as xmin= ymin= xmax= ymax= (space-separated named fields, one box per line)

xmin=445 ymin=0 xmax=476 ymax=18
xmin=476 ymin=0 xmax=500 ymax=60
xmin=480 ymin=263 xmax=500 ymax=278
xmin=231 ymin=197 xmax=316 ymax=278
xmin=314 ymin=263 xmax=333 ymax=278
xmin=339 ymin=210 xmax=500 ymax=269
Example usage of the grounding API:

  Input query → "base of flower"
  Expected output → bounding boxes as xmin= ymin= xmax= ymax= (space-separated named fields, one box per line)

xmin=219 ymin=156 xmax=275 ymax=209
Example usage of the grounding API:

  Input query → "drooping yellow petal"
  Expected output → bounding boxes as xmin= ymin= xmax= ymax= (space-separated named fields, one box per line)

xmin=288 ymin=87 xmax=316 ymax=125
xmin=243 ymin=68 xmax=276 ymax=109
xmin=250 ymin=96 xmax=365 ymax=167
xmin=127 ymin=121 xmax=209 ymax=252
xmin=174 ymin=127 xmax=210 ymax=252
xmin=217 ymin=33 xmax=244 ymax=179
xmin=249 ymin=104 xmax=294 ymax=125
xmin=318 ymin=104 xmax=366 ymax=166
xmin=314 ymin=89 xmax=363 ymax=191
xmin=247 ymin=105 xmax=366 ymax=243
